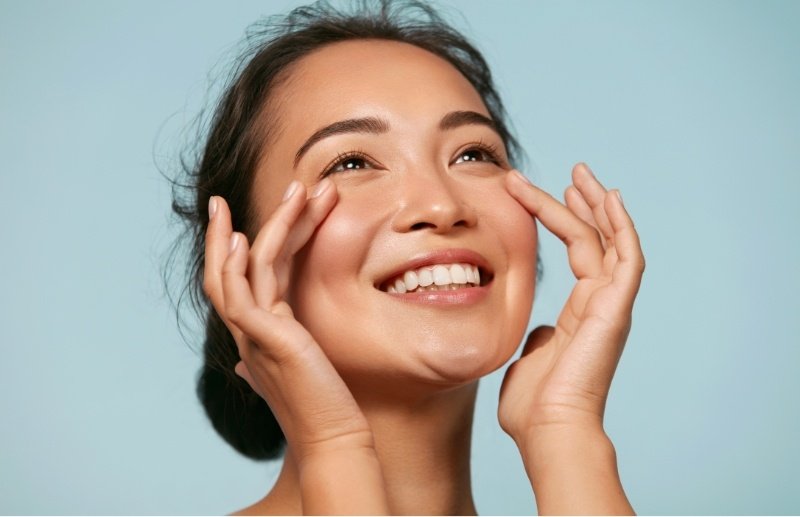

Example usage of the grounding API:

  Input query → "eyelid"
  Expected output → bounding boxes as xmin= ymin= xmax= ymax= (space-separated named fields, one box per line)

xmin=320 ymin=149 xmax=375 ymax=178
xmin=452 ymin=140 xmax=505 ymax=166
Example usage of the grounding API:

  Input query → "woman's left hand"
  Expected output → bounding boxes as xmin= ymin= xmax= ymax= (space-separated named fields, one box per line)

xmin=498 ymin=163 xmax=643 ymax=514
xmin=498 ymin=163 xmax=645 ymax=442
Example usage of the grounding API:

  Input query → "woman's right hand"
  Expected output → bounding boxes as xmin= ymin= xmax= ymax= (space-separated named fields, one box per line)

xmin=204 ymin=180 xmax=389 ymax=513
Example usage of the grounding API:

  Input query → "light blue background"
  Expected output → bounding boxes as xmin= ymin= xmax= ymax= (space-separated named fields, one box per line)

xmin=1 ymin=0 xmax=798 ymax=514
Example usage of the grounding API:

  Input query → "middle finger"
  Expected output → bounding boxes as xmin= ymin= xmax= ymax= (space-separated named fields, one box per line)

xmin=506 ymin=170 xmax=604 ymax=279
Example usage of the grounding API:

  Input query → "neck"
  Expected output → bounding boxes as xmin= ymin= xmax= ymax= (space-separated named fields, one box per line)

xmin=239 ymin=381 xmax=479 ymax=515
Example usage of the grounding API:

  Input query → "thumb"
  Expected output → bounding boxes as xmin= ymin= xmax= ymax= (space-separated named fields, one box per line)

xmin=520 ymin=325 xmax=555 ymax=358
xmin=234 ymin=361 xmax=265 ymax=399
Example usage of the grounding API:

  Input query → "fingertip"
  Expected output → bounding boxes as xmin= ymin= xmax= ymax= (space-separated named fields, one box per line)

xmin=282 ymin=180 xmax=302 ymax=202
xmin=309 ymin=177 xmax=333 ymax=199
xmin=605 ymin=189 xmax=633 ymax=230
xmin=208 ymin=196 xmax=218 ymax=221
xmin=229 ymin=231 xmax=250 ymax=256
xmin=564 ymin=184 xmax=578 ymax=201
xmin=572 ymin=162 xmax=587 ymax=181
xmin=613 ymin=189 xmax=625 ymax=209
xmin=508 ymin=168 xmax=532 ymax=186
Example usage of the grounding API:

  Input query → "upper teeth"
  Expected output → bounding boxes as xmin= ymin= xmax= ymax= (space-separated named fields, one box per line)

xmin=386 ymin=263 xmax=481 ymax=293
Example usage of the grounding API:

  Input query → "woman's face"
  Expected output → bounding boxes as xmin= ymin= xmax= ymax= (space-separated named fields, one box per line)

xmin=251 ymin=40 xmax=537 ymax=391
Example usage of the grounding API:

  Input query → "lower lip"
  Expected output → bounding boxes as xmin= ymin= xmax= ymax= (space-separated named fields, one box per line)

xmin=383 ymin=283 xmax=490 ymax=305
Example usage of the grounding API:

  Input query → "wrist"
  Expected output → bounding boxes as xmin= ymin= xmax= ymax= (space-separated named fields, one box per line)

xmin=520 ymin=424 xmax=615 ymax=473
xmin=517 ymin=426 xmax=634 ymax=515
xmin=296 ymin=435 xmax=389 ymax=515
xmin=293 ymin=428 xmax=377 ymax=466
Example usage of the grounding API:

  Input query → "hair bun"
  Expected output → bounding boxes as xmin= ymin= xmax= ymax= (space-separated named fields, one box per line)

xmin=197 ymin=316 xmax=285 ymax=460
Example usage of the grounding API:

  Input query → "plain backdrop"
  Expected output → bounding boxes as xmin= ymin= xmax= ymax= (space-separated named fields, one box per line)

xmin=1 ymin=0 xmax=799 ymax=514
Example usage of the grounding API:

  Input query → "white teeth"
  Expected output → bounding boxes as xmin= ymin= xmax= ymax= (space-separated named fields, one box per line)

xmin=403 ymin=270 xmax=419 ymax=291
xmin=384 ymin=262 xmax=486 ymax=293
xmin=450 ymin=264 xmax=467 ymax=284
xmin=432 ymin=265 xmax=451 ymax=286
xmin=418 ymin=268 xmax=434 ymax=287
xmin=465 ymin=265 xmax=476 ymax=284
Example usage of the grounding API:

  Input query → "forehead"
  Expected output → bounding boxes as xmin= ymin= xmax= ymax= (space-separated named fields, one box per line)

xmin=271 ymin=39 xmax=490 ymax=136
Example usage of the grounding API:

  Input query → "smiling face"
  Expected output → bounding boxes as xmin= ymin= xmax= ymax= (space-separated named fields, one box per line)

xmin=251 ymin=40 xmax=537 ymax=393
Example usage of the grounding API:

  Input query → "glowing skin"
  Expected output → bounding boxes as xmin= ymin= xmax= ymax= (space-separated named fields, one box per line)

xmin=206 ymin=37 xmax=641 ymax=515
xmin=251 ymin=40 xmax=537 ymax=391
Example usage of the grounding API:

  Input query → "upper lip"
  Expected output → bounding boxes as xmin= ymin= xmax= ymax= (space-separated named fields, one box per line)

xmin=374 ymin=248 xmax=494 ymax=290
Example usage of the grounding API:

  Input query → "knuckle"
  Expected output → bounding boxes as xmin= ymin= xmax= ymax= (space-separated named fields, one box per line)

xmin=224 ymin=303 xmax=248 ymax=325
xmin=637 ymin=256 xmax=646 ymax=273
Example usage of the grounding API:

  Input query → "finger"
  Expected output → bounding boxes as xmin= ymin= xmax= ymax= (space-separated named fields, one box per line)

xmin=572 ymin=163 xmax=615 ymax=246
xmin=250 ymin=179 xmax=338 ymax=306
xmin=520 ymin=325 xmax=556 ymax=358
xmin=234 ymin=361 xmax=265 ymax=399
xmin=564 ymin=185 xmax=605 ymax=247
xmin=203 ymin=196 xmax=233 ymax=312
xmin=506 ymin=170 xmax=604 ymax=279
xmin=605 ymin=190 xmax=645 ymax=305
xmin=282 ymin=178 xmax=338 ymax=257
xmin=204 ymin=196 xmax=246 ymax=342
xmin=221 ymin=231 xmax=286 ymax=361
xmin=245 ymin=180 xmax=311 ymax=308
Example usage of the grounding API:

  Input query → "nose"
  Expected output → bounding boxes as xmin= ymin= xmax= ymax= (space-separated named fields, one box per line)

xmin=391 ymin=169 xmax=477 ymax=234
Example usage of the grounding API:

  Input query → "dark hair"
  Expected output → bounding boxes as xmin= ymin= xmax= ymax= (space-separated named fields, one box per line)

xmin=166 ymin=0 xmax=540 ymax=461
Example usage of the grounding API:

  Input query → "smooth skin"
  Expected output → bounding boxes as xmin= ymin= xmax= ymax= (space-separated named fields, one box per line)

xmin=202 ymin=40 xmax=644 ymax=515
xmin=205 ymin=166 xmax=642 ymax=515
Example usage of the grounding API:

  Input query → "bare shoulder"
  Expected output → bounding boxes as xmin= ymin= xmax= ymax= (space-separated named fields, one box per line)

xmin=229 ymin=494 xmax=300 ymax=516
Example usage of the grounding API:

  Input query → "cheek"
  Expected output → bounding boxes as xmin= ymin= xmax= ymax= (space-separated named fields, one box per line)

xmin=287 ymin=186 xmax=386 ymax=330
xmin=473 ymin=180 xmax=539 ymax=344
xmin=470 ymin=177 xmax=538 ymax=271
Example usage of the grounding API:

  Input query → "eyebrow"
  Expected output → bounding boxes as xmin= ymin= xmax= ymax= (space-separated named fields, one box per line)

xmin=293 ymin=110 xmax=500 ymax=167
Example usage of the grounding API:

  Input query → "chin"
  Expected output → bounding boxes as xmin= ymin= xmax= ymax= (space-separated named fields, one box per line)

xmin=411 ymin=334 xmax=520 ymax=385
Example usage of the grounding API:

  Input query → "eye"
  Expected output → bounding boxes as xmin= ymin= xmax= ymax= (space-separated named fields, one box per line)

xmin=322 ymin=150 xmax=374 ymax=177
xmin=453 ymin=142 xmax=502 ymax=166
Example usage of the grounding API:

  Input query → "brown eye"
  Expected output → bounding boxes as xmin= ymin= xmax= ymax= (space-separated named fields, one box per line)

xmin=456 ymin=149 xmax=489 ymax=163
xmin=322 ymin=151 xmax=373 ymax=176
xmin=454 ymin=144 xmax=501 ymax=165
xmin=338 ymin=157 xmax=368 ymax=170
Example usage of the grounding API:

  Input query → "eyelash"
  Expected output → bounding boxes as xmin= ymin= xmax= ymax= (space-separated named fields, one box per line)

xmin=321 ymin=148 xmax=371 ymax=177
xmin=321 ymin=141 xmax=504 ymax=178
xmin=455 ymin=140 xmax=502 ymax=166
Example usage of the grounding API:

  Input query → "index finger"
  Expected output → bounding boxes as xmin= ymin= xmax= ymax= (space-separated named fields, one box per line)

xmin=505 ymin=170 xmax=604 ymax=279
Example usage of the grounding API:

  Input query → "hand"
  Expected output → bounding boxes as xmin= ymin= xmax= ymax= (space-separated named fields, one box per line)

xmin=203 ymin=179 xmax=373 ymax=459
xmin=498 ymin=164 xmax=645 ymax=442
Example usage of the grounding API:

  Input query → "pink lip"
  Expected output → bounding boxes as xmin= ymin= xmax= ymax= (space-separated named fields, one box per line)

xmin=375 ymin=248 xmax=494 ymax=304
xmin=386 ymin=284 xmax=490 ymax=305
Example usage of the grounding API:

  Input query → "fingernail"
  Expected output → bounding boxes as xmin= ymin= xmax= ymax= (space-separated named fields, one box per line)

xmin=208 ymin=196 xmax=218 ymax=220
xmin=229 ymin=233 xmax=240 ymax=253
xmin=512 ymin=169 xmax=532 ymax=185
xmin=282 ymin=180 xmax=300 ymax=201
xmin=615 ymin=190 xmax=624 ymax=206
xmin=581 ymin=163 xmax=595 ymax=178
xmin=310 ymin=178 xmax=331 ymax=199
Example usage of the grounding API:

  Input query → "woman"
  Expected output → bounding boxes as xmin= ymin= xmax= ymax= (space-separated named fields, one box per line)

xmin=170 ymin=0 xmax=644 ymax=514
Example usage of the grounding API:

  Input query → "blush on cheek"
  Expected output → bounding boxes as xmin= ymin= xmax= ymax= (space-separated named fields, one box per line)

xmin=474 ymin=180 xmax=538 ymax=256
xmin=286 ymin=195 xmax=381 ymax=327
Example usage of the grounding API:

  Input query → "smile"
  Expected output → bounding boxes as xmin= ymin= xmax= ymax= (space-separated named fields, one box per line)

xmin=382 ymin=263 xmax=482 ymax=293
xmin=375 ymin=249 xmax=495 ymax=299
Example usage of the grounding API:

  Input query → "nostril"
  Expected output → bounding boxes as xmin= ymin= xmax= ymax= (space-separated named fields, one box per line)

xmin=410 ymin=221 xmax=436 ymax=231
xmin=409 ymin=219 xmax=468 ymax=231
